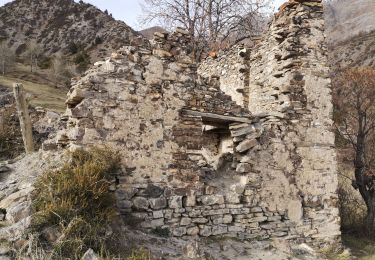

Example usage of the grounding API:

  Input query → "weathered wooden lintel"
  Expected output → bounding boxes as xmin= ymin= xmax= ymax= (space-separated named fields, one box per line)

xmin=182 ymin=109 xmax=252 ymax=124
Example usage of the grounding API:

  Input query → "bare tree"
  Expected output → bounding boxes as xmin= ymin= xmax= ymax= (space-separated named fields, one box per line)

xmin=51 ymin=54 xmax=74 ymax=87
xmin=25 ymin=41 xmax=43 ymax=72
xmin=0 ymin=42 xmax=16 ymax=75
xmin=333 ymin=68 xmax=375 ymax=233
xmin=141 ymin=0 xmax=271 ymax=60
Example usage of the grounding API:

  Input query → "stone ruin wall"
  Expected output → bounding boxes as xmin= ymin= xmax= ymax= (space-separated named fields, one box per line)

xmin=199 ymin=0 xmax=341 ymax=243
xmin=55 ymin=29 xmax=248 ymax=186
xmin=52 ymin=0 xmax=340 ymax=246
xmin=198 ymin=46 xmax=250 ymax=107
xmin=248 ymin=0 xmax=340 ymax=242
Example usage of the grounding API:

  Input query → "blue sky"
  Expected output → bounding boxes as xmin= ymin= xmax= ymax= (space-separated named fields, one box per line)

xmin=0 ymin=0 xmax=286 ymax=29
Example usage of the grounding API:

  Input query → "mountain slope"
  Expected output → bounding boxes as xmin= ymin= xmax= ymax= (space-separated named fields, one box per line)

xmin=325 ymin=0 xmax=375 ymax=43
xmin=140 ymin=26 xmax=168 ymax=40
xmin=0 ymin=0 xmax=142 ymax=61
xmin=328 ymin=30 xmax=375 ymax=69
xmin=325 ymin=0 xmax=375 ymax=69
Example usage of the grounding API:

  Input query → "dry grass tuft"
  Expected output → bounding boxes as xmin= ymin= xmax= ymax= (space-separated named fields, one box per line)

xmin=29 ymin=147 xmax=121 ymax=259
xmin=127 ymin=247 xmax=151 ymax=260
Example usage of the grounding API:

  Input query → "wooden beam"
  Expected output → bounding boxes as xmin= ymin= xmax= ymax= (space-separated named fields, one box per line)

xmin=183 ymin=109 xmax=251 ymax=124
xmin=13 ymin=83 xmax=34 ymax=153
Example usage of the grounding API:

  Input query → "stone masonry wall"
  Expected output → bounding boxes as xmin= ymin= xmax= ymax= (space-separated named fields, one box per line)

xmin=247 ymin=0 xmax=341 ymax=243
xmin=189 ymin=0 xmax=341 ymax=244
xmin=51 ymin=0 xmax=340 ymax=247
xmin=54 ymin=28 xmax=248 ymax=187
xmin=198 ymin=46 xmax=250 ymax=108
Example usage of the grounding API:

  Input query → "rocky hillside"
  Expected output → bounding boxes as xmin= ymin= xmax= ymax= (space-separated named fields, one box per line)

xmin=328 ymin=30 xmax=375 ymax=69
xmin=325 ymin=0 xmax=375 ymax=43
xmin=0 ymin=0 xmax=142 ymax=61
xmin=325 ymin=0 xmax=375 ymax=68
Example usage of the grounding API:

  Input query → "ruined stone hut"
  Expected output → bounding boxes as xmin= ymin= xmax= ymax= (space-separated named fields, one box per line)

xmin=52 ymin=0 xmax=341 ymax=246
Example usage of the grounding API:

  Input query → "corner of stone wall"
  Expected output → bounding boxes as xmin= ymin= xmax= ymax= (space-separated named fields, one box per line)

xmin=247 ymin=0 xmax=341 ymax=246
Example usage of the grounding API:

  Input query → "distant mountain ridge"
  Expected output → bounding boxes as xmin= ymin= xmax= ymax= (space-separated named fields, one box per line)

xmin=325 ymin=0 xmax=375 ymax=68
xmin=0 ymin=0 xmax=143 ymax=61
xmin=1 ymin=0 xmax=373 ymax=71
xmin=325 ymin=0 xmax=375 ymax=43
xmin=139 ymin=26 xmax=168 ymax=40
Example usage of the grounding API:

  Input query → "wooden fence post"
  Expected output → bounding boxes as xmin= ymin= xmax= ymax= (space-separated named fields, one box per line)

xmin=0 ymin=114 xmax=3 ymax=133
xmin=13 ymin=83 xmax=34 ymax=153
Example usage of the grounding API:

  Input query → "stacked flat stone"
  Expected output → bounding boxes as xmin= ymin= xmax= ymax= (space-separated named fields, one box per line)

xmin=52 ymin=23 xmax=249 ymax=188
xmin=198 ymin=0 xmax=340 ymax=246
xmin=198 ymin=45 xmax=250 ymax=107
xmin=195 ymin=0 xmax=340 ymax=246
xmin=49 ymin=0 xmax=341 ymax=249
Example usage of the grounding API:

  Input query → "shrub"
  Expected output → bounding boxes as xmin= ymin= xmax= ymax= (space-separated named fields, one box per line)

xmin=338 ymin=176 xmax=367 ymax=233
xmin=68 ymin=42 xmax=79 ymax=54
xmin=94 ymin=36 xmax=103 ymax=45
xmin=31 ymin=147 xmax=121 ymax=258
xmin=0 ymin=105 xmax=23 ymax=160
xmin=74 ymin=50 xmax=91 ymax=72
xmin=73 ymin=51 xmax=88 ymax=64
xmin=38 ymin=56 xmax=52 ymax=69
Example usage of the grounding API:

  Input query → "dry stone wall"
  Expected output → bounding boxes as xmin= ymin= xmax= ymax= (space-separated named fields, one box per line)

xmin=247 ymin=0 xmax=340 ymax=243
xmin=51 ymin=0 xmax=340 ymax=247
xmin=198 ymin=46 xmax=250 ymax=107
xmin=193 ymin=0 xmax=340 ymax=244
xmin=53 ymin=28 xmax=249 ymax=187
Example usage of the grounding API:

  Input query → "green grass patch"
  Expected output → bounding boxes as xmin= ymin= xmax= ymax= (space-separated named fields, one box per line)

xmin=0 ymin=74 xmax=66 ymax=112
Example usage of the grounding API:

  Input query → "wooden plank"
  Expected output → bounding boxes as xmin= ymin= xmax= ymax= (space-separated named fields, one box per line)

xmin=13 ymin=83 xmax=34 ymax=153
xmin=183 ymin=109 xmax=251 ymax=124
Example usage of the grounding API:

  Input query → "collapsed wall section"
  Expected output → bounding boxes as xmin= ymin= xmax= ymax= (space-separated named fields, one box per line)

xmin=198 ymin=47 xmax=250 ymax=107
